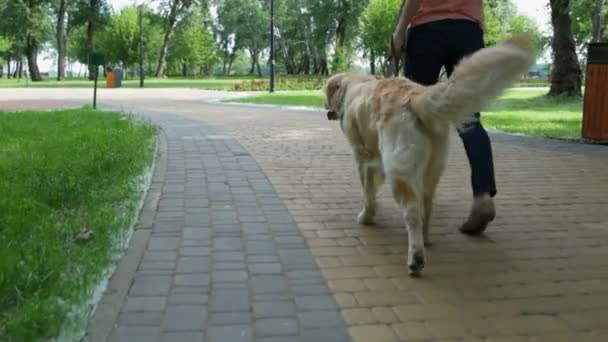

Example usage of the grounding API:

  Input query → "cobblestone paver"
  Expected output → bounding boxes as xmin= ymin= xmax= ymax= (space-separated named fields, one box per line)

xmin=105 ymin=112 xmax=349 ymax=342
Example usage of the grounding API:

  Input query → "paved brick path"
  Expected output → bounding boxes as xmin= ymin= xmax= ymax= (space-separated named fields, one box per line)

xmin=2 ymin=90 xmax=608 ymax=341
xmin=126 ymin=101 xmax=608 ymax=342
xmin=87 ymin=111 xmax=349 ymax=342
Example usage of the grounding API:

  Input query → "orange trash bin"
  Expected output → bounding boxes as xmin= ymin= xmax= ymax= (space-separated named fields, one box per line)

xmin=582 ymin=43 xmax=608 ymax=143
xmin=106 ymin=69 xmax=116 ymax=88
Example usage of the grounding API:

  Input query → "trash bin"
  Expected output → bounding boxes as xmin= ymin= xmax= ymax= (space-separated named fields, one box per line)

xmin=106 ymin=67 xmax=116 ymax=88
xmin=114 ymin=68 xmax=123 ymax=88
xmin=582 ymin=43 xmax=608 ymax=143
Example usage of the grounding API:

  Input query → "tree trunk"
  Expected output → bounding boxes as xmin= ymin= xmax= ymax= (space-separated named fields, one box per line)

xmin=319 ymin=53 xmax=328 ymax=75
xmin=182 ymin=62 xmax=187 ymax=77
xmin=155 ymin=30 xmax=173 ymax=77
xmin=26 ymin=41 xmax=43 ymax=81
xmin=303 ymin=50 xmax=310 ymax=75
xmin=256 ymin=60 xmax=262 ymax=77
xmin=276 ymin=28 xmax=296 ymax=74
xmin=249 ymin=48 xmax=256 ymax=75
xmin=312 ymin=51 xmax=319 ymax=74
xmin=155 ymin=0 xmax=181 ymax=77
xmin=334 ymin=14 xmax=347 ymax=66
xmin=369 ymin=51 xmax=376 ymax=75
xmin=548 ymin=0 xmax=582 ymax=97
xmin=253 ymin=47 xmax=263 ymax=76
xmin=86 ymin=19 xmax=96 ymax=81
xmin=227 ymin=51 xmax=236 ymax=75
xmin=222 ymin=42 xmax=229 ymax=75
xmin=335 ymin=18 xmax=346 ymax=54
xmin=56 ymin=0 xmax=67 ymax=81
xmin=591 ymin=0 xmax=603 ymax=43
xmin=15 ymin=59 xmax=23 ymax=79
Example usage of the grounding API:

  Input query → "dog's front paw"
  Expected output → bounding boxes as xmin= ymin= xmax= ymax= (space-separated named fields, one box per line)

xmin=357 ymin=208 xmax=375 ymax=225
xmin=407 ymin=249 xmax=426 ymax=277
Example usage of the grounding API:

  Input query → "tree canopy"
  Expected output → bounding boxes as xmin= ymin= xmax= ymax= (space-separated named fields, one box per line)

xmin=0 ymin=0 xmax=604 ymax=96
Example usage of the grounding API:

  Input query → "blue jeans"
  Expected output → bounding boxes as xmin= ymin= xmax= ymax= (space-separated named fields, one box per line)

xmin=404 ymin=19 xmax=497 ymax=197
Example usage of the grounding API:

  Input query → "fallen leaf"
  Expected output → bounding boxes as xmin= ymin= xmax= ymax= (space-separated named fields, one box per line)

xmin=75 ymin=228 xmax=95 ymax=243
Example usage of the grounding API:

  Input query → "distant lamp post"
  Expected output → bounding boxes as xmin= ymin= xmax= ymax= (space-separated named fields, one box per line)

xmin=138 ymin=4 xmax=144 ymax=88
xmin=269 ymin=0 xmax=275 ymax=93
xmin=138 ymin=2 xmax=147 ymax=88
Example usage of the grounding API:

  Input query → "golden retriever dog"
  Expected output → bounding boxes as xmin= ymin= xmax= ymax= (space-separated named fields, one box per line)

xmin=324 ymin=35 xmax=533 ymax=276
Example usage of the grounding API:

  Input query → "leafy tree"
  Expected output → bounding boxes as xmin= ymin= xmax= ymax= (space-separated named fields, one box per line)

xmin=483 ymin=1 xmax=504 ymax=46
xmin=306 ymin=0 xmax=336 ymax=74
xmin=361 ymin=0 xmax=402 ymax=75
xmin=271 ymin=0 xmax=338 ymax=75
xmin=0 ymin=0 xmax=53 ymax=81
xmin=483 ymin=0 xmax=545 ymax=49
xmin=237 ymin=0 xmax=267 ymax=76
xmin=69 ymin=0 xmax=111 ymax=80
xmin=0 ymin=35 xmax=11 ymax=77
xmin=213 ymin=0 xmax=266 ymax=75
xmin=140 ymin=8 xmax=165 ymax=76
xmin=332 ymin=0 xmax=370 ymax=71
xmin=589 ymin=0 xmax=608 ymax=42
xmin=52 ymin=0 xmax=69 ymax=80
xmin=99 ymin=7 xmax=140 ymax=69
xmin=154 ymin=0 xmax=202 ymax=77
xmin=0 ymin=36 xmax=10 ymax=55
xmin=67 ymin=25 xmax=89 ymax=65
xmin=572 ymin=0 xmax=607 ymax=52
xmin=168 ymin=12 xmax=217 ymax=76
xmin=213 ymin=0 xmax=243 ymax=75
xmin=508 ymin=15 xmax=547 ymax=55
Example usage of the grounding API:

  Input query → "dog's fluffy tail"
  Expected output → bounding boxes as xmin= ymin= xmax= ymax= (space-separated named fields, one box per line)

xmin=411 ymin=34 xmax=534 ymax=130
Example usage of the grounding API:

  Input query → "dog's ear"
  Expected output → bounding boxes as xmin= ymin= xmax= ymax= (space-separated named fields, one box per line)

xmin=329 ymin=79 xmax=347 ymax=114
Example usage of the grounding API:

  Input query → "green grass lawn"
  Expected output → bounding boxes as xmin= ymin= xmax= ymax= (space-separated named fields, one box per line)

xmin=232 ymin=91 xmax=325 ymax=107
xmin=0 ymin=76 xmax=253 ymax=90
xmin=0 ymin=108 xmax=157 ymax=341
xmin=0 ymin=76 xmax=549 ymax=91
xmin=229 ymin=90 xmax=583 ymax=139
xmin=483 ymin=90 xmax=583 ymax=139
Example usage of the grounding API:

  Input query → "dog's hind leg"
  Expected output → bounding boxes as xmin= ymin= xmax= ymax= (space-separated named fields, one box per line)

xmin=422 ymin=162 xmax=446 ymax=246
xmin=422 ymin=139 xmax=448 ymax=247
xmin=391 ymin=177 xmax=425 ymax=276
xmin=422 ymin=191 xmax=437 ymax=247
xmin=355 ymin=153 xmax=384 ymax=225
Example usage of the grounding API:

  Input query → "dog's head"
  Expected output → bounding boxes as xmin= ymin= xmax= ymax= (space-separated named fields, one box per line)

xmin=324 ymin=73 xmax=348 ymax=121
xmin=324 ymin=73 xmax=377 ymax=120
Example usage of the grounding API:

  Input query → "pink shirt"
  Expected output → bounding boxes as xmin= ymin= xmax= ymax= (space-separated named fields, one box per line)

xmin=411 ymin=0 xmax=483 ymax=28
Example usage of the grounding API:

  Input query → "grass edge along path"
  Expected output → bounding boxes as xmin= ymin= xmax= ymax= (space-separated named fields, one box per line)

xmin=0 ymin=108 xmax=157 ymax=341
xmin=228 ymin=90 xmax=584 ymax=140
xmin=0 ymin=76 xmax=549 ymax=91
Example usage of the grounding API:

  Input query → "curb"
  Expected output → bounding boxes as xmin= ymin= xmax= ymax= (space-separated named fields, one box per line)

xmin=84 ymin=128 xmax=168 ymax=342
xmin=209 ymin=99 xmax=325 ymax=113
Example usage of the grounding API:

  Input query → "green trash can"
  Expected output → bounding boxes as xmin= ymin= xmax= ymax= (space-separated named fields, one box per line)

xmin=114 ymin=68 xmax=123 ymax=88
